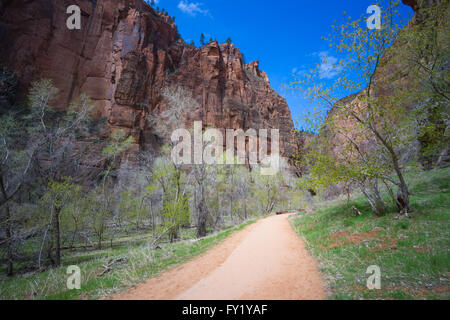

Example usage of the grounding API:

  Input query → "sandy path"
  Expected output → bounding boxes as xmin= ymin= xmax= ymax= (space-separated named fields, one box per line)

xmin=113 ymin=214 xmax=326 ymax=300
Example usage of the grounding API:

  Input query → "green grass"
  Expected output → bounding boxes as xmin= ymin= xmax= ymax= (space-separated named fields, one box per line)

xmin=0 ymin=220 xmax=255 ymax=300
xmin=290 ymin=167 xmax=450 ymax=300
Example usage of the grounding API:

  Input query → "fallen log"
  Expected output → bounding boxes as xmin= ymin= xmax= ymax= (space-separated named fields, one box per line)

xmin=352 ymin=206 xmax=363 ymax=216
xmin=60 ymin=245 xmax=95 ymax=251
xmin=98 ymin=257 xmax=128 ymax=277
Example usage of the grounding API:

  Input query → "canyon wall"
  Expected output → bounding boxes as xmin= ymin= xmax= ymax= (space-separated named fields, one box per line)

xmin=0 ymin=0 xmax=297 ymax=163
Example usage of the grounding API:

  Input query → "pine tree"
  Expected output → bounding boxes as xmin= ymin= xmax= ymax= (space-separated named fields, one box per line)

xmin=200 ymin=33 xmax=206 ymax=46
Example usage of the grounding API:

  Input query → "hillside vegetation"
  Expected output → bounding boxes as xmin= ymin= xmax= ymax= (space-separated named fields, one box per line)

xmin=0 ymin=220 xmax=255 ymax=300
xmin=291 ymin=166 xmax=449 ymax=299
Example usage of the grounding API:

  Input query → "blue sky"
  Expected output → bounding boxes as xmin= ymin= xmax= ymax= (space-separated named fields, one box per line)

xmin=148 ymin=0 xmax=414 ymax=128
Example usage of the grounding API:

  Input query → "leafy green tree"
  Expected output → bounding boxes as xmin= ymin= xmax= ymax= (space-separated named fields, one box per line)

xmin=102 ymin=129 xmax=134 ymax=190
xmin=60 ymin=194 xmax=89 ymax=249
xmin=149 ymin=147 xmax=191 ymax=242
xmin=234 ymin=166 xmax=252 ymax=220
xmin=191 ymin=162 xmax=210 ymax=237
xmin=251 ymin=167 xmax=285 ymax=216
xmin=0 ymin=112 xmax=27 ymax=275
xmin=83 ymin=188 xmax=110 ymax=249
xmin=221 ymin=153 xmax=240 ymax=223
xmin=96 ymin=129 xmax=134 ymax=247
xmin=118 ymin=190 xmax=146 ymax=232
xmin=1 ymin=79 xmax=92 ymax=274
xmin=289 ymin=1 xmax=418 ymax=215
xmin=225 ymin=37 xmax=232 ymax=44
xmin=40 ymin=178 xmax=80 ymax=267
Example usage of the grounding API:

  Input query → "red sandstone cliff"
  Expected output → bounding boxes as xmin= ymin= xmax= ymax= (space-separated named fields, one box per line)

xmin=0 ymin=0 xmax=297 ymax=161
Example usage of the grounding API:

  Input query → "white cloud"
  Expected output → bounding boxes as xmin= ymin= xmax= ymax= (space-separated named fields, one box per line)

xmin=315 ymin=51 xmax=342 ymax=79
xmin=291 ymin=66 xmax=307 ymax=77
xmin=177 ymin=1 xmax=209 ymax=16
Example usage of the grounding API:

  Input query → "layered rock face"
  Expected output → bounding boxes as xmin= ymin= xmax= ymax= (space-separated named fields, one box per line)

xmin=0 ymin=0 xmax=297 ymax=162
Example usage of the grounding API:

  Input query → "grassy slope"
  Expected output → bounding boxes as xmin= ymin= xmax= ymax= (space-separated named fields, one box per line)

xmin=0 ymin=220 xmax=255 ymax=300
xmin=291 ymin=167 xmax=449 ymax=300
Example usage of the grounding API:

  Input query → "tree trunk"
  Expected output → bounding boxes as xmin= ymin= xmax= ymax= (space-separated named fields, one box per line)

xmin=0 ymin=176 xmax=14 ymax=276
xmin=244 ymin=198 xmax=247 ymax=220
xmin=229 ymin=195 xmax=233 ymax=223
xmin=54 ymin=207 xmax=61 ymax=267
xmin=392 ymin=156 xmax=410 ymax=214
xmin=197 ymin=185 xmax=208 ymax=238
xmin=70 ymin=222 xmax=78 ymax=250
xmin=98 ymin=230 xmax=103 ymax=249
xmin=150 ymin=202 xmax=155 ymax=232
xmin=360 ymin=181 xmax=385 ymax=216
xmin=5 ymin=205 xmax=13 ymax=276
xmin=369 ymin=123 xmax=410 ymax=214
xmin=434 ymin=147 xmax=448 ymax=167
xmin=169 ymin=227 xmax=179 ymax=243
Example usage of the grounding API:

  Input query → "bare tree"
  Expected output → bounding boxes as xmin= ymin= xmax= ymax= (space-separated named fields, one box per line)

xmin=151 ymin=86 xmax=198 ymax=140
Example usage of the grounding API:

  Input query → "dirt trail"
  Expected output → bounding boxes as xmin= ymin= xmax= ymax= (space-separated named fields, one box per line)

xmin=113 ymin=214 xmax=326 ymax=300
